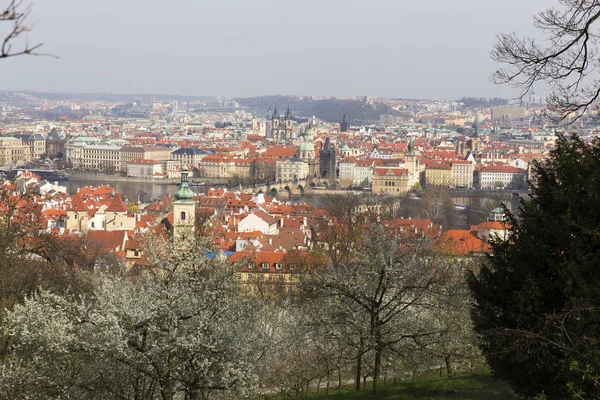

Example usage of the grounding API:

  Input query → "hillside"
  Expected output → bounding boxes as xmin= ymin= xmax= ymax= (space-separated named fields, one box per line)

xmin=234 ymin=95 xmax=407 ymax=123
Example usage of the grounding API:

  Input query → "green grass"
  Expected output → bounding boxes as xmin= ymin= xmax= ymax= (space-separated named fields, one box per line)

xmin=301 ymin=371 xmax=516 ymax=400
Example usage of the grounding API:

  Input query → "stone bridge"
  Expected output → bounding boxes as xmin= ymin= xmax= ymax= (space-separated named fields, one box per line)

xmin=239 ymin=180 xmax=312 ymax=197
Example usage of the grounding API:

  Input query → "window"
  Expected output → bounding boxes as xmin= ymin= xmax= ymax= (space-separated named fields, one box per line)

xmin=275 ymin=263 xmax=282 ymax=270
xmin=181 ymin=211 xmax=186 ymax=221
xmin=261 ymin=262 xmax=270 ymax=271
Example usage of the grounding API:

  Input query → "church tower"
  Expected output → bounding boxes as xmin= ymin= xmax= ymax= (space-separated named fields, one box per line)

xmin=405 ymin=138 xmax=417 ymax=175
xmin=340 ymin=113 xmax=350 ymax=132
xmin=172 ymin=162 xmax=196 ymax=248
xmin=271 ymin=105 xmax=294 ymax=142
xmin=319 ymin=137 xmax=337 ymax=186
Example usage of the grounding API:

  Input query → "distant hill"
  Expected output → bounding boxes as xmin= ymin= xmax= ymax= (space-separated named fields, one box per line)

xmin=0 ymin=90 xmax=216 ymax=105
xmin=459 ymin=97 xmax=509 ymax=108
xmin=234 ymin=95 xmax=406 ymax=123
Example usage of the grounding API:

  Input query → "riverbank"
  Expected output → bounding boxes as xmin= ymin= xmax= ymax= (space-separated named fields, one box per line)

xmin=68 ymin=171 xmax=180 ymax=184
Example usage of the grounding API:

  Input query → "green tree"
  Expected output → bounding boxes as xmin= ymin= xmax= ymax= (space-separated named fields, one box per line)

xmin=469 ymin=134 xmax=600 ymax=399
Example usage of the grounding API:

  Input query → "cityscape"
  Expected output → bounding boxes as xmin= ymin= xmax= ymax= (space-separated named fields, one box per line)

xmin=2 ymin=0 xmax=600 ymax=399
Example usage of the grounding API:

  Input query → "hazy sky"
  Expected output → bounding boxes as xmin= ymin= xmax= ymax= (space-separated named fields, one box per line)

xmin=1 ymin=0 xmax=551 ymax=99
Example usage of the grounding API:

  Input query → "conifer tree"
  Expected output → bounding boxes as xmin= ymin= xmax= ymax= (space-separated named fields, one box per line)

xmin=469 ymin=134 xmax=600 ymax=399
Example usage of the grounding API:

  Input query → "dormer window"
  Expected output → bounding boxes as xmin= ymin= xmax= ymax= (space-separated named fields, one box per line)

xmin=261 ymin=262 xmax=270 ymax=271
xmin=274 ymin=263 xmax=282 ymax=271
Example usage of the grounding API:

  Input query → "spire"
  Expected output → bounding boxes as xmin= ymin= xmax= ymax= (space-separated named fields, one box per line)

xmin=407 ymin=138 xmax=415 ymax=155
xmin=473 ymin=114 xmax=479 ymax=138
xmin=273 ymin=106 xmax=279 ymax=119
xmin=286 ymin=105 xmax=292 ymax=119
xmin=342 ymin=112 xmax=348 ymax=123
xmin=174 ymin=159 xmax=195 ymax=202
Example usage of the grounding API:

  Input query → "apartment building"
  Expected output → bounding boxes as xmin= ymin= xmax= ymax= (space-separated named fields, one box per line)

xmin=425 ymin=162 xmax=452 ymax=187
xmin=479 ymin=165 xmax=523 ymax=189
xmin=127 ymin=159 xmax=163 ymax=178
xmin=120 ymin=146 xmax=171 ymax=170
xmin=451 ymin=160 xmax=474 ymax=188
xmin=276 ymin=158 xmax=309 ymax=182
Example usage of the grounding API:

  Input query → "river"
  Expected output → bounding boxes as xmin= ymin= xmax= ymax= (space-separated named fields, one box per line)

xmin=64 ymin=177 xmax=195 ymax=203
xmin=61 ymin=177 xmax=523 ymax=213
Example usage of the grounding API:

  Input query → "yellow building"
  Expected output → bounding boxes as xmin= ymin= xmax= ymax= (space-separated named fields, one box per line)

xmin=425 ymin=162 xmax=453 ymax=187
xmin=0 ymin=137 xmax=31 ymax=166
xmin=372 ymin=167 xmax=409 ymax=195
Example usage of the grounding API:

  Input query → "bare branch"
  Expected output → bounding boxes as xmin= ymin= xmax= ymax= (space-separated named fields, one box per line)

xmin=0 ymin=0 xmax=57 ymax=59
xmin=491 ymin=0 xmax=600 ymax=123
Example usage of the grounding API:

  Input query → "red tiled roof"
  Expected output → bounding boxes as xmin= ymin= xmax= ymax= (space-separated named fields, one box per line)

xmin=69 ymin=193 xmax=86 ymax=211
xmin=106 ymin=193 xmax=127 ymax=213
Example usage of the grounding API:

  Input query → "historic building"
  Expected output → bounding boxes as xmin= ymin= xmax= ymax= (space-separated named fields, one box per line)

xmin=372 ymin=167 xmax=409 ymax=195
xmin=268 ymin=106 xmax=294 ymax=142
xmin=171 ymin=163 xmax=196 ymax=249
xmin=319 ymin=137 xmax=337 ymax=185
xmin=0 ymin=137 xmax=31 ymax=166
xmin=340 ymin=113 xmax=350 ymax=132
xmin=14 ymin=133 xmax=46 ymax=159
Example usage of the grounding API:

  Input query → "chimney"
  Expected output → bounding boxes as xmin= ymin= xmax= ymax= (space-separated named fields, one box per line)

xmin=268 ymin=237 xmax=272 ymax=245
xmin=280 ymin=218 xmax=284 ymax=228
xmin=303 ymin=216 xmax=307 ymax=227
xmin=136 ymin=214 xmax=141 ymax=222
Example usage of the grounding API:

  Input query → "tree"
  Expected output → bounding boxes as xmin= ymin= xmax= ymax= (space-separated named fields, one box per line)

xmin=492 ymin=0 xmax=600 ymax=121
xmin=300 ymin=221 xmax=448 ymax=394
xmin=0 ymin=236 xmax=267 ymax=400
xmin=423 ymin=260 xmax=484 ymax=377
xmin=420 ymin=187 xmax=456 ymax=230
xmin=469 ymin=134 xmax=600 ymax=398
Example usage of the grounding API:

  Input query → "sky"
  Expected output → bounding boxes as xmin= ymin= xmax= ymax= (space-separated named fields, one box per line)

xmin=1 ymin=0 xmax=552 ymax=100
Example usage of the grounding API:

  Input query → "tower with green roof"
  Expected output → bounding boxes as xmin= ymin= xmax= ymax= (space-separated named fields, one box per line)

xmin=172 ymin=161 xmax=196 ymax=248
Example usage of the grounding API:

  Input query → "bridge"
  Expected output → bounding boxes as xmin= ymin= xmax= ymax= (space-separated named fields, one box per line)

xmin=238 ymin=180 xmax=312 ymax=197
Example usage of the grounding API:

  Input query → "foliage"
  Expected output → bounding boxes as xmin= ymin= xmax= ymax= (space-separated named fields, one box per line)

xmin=300 ymin=218 xmax=450 ymax=393
xmin=469 ymin=134 xmax=600 ymax=398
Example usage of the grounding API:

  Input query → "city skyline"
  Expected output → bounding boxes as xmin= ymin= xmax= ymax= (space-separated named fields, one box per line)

xmin=1 ymin=0 xmax=550 ymax=100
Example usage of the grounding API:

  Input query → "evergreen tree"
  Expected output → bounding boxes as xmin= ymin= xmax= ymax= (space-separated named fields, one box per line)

xmin=469 ymin=134 xmax=600 ymax=399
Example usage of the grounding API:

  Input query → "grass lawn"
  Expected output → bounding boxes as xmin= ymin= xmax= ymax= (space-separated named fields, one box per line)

xmin=300 ymin=371 xmax=516 ymax=400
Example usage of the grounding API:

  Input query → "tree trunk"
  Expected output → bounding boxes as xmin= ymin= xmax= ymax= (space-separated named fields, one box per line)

xmin=355 ymin=353 xmax=362 ymax=391
xmin=445 ymin=356 xmax=452 ymax=377
xmin=326 ymin=370 xmax=330 ymax=394
xmin=316 ymin=377 xmax=322 ymax=394
xmin=373 ymin=347 xmax=382 ymax=393
xmin=363 ymin=376 xmax=367 ymax=390
xmin=338 ymin=368 xmax=342 ymax=392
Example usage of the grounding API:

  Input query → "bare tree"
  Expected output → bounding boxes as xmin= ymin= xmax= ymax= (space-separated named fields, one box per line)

xmin=492 ymin=0 xmax=600 ymax=121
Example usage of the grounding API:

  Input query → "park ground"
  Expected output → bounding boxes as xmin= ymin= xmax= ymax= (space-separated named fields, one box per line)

xmin=297 ymin=371 xmax=516 ymax=400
